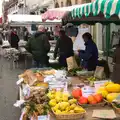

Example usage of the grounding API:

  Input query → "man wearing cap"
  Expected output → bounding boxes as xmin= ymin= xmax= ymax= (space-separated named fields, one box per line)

xmin=26 ymin=25 xmax=50 ymax=68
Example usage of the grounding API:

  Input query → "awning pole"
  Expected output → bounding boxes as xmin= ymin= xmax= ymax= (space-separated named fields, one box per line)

xmin=106 ymin=24 xmax=110 ymax=61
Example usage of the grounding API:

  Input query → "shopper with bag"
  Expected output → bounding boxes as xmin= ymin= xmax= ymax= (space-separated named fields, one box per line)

xmin=54 ymin=29 xmax=74 ymax=68
xmin=78 ymin=32 xmax=98 ymax=71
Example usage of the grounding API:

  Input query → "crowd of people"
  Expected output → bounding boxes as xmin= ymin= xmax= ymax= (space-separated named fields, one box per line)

xmin=1 ymin=25 xmax=120 ymax=84
xmin=25 ymin=25 xmax=99 ymax=72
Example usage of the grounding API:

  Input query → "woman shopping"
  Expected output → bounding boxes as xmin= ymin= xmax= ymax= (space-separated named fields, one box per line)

xmin=78 ymin=32 xmax=98 ymax=71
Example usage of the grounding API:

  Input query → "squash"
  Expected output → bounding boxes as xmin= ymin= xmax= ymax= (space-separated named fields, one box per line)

xmin=106 ymin=93 xmax=119 ymax=103
xmin=97 ymin=89 xmax=108 ymax=98
xmin=106 ymin=84 xmax=120 ymax=93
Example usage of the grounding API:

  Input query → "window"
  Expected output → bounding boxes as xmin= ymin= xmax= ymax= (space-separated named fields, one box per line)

xmin=55 ymin=2 xmax=59 ymax=8
xmin=84 ymin=0 xmax=91 ymax=3
xmin=61 ymin=1 xmax=63 ymax=7
xmin=66 ymin=0 xmax=72 ymax=6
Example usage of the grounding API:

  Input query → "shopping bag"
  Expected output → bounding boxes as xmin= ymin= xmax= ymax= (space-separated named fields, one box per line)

xmin=66 ymin=56 xmax=78 ymax=71
xmin=94 ymin=66 xmax=105 ymax=79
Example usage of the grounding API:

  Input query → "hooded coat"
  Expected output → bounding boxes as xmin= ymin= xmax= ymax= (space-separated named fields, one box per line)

xmin=26 ymin=32 xmax=50 ymax=64
xmin=9 ymin=31 xmax=19 ymax=49
xmin=79 ymin=40 xmax=98 ymax=71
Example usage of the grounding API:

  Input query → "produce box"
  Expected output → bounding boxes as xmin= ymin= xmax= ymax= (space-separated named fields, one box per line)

xmin=78 ymin=101 xmax=106 ymax=108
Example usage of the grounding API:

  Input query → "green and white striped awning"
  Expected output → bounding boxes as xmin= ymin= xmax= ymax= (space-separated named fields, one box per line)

xmin=72 ymin=0 xmax=120 ymax=19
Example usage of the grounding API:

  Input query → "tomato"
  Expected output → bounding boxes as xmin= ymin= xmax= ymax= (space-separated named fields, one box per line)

xmin=72 ymin=88 xmax=82 ymax=99
xmin=78 ymin=96 xmax=88 ymax=104
xmin=94 ymin=94 xmax=103 ymax=103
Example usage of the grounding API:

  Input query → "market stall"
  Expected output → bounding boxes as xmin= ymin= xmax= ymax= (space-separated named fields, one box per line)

xmin=62 ymin=0 xmax=120 ymax=59
xmin=14 ymin=67 xmax=120 ymax=120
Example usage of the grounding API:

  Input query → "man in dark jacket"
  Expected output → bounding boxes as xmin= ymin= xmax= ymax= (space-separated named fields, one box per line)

xmin=54 ymin=29 xmax=74 ymax=67
xmin=79 ymin=32 xmax=98 ymax=71
xmin=26 ymin=25 xmax=50 ymax=68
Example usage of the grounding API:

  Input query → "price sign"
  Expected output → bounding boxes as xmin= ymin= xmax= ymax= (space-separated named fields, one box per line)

xmin=81 ymin=86 xmax=95 ymax=98
xmin=38 ymin=115 xmax=50 ymax=120
xmin=94 ymin=80 xmax=109 ymax=92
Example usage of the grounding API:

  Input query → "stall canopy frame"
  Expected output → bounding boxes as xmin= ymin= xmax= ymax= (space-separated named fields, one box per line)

xmin=62 ymin=0 xmax=120 ymax=59
xmin=7 ymin=14 xmax=61 ymax=26
xmin=63 ymin=0 xmax=120 ymax=25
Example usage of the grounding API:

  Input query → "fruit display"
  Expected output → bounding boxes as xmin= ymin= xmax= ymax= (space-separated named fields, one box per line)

xmin=97 ymin=81 xmax=120 ymax=103
xmin=72 ymin=88 xmax=82 ymax=99
xmin=87 ymin=76 xmax=97 ymax=86
xmin=47 ymin=89 xmax=86 ymax=115
xmin=71 ymin=88 xmax=103 ymax=106
xmin=24 ymin=88 xmax=48 ymax=104
xmin=23 ymin=102 xmax=50 ymax=119
xmin=19 ymin=69 xmax=56 ymax=86
xmin=78 ymin=94 xmax=103 ymax=105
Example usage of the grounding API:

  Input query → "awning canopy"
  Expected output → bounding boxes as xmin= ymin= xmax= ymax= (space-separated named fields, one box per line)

xmin=7 ymin=14 xmax=61 ymax=25
xmin=41 ymin=4 xmax=90 ymax=21
xmin=64 ymin=0 xmax=120 ymax=25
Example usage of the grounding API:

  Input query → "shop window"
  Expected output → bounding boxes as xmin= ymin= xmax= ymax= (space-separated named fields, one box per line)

xmin=66 ymin=0 xmax=72 ymax=6
xmin=55 ymin=2 xmax=59 ymax=8
xmin=61 ymin=1 xmax=63 ymax=7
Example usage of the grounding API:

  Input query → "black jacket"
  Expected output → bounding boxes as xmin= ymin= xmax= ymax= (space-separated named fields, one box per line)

xmin=54 ymin=34 xmax=73 ymax=58
xmin=26 ymin=32 xmax=50 ymax=61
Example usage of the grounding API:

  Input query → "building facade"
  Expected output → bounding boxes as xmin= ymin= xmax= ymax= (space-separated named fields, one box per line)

xmin=2 ymin=0 xmax=18 ymax=23
xmin=54 ymin=0 xmax=93 ymax=8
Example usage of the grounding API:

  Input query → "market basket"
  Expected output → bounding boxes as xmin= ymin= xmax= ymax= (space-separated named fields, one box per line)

xmin=103 ymin=99 xmax=112 ymax=106
xmin=111 ymin=103 xmax=120 ymax=114
xmin=52 ymin=110 xmax=86 ymax=120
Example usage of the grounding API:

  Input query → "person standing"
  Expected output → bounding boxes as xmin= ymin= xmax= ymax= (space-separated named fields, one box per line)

xmin=54 ymin=29 xmax=74 ymax=67
xmin=26 ymin=25 xmax=50 ymax=68
xmin=9 ymin=29 xmax=20 ymax=49
xmin=23 ymin=27 xmax=29 ymax=41
xmin=78 ymin=32 xmax=98 ymax=71
xmin=112 ymin=40 xmax=120 ymax=84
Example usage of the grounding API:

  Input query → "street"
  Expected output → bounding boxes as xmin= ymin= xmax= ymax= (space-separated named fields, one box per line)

xmin=0 ymin=57 xmax=23 ymax=120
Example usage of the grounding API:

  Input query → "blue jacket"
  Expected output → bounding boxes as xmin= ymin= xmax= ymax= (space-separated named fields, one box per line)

xmin=79 ymin=40 xmax=98 ymax=71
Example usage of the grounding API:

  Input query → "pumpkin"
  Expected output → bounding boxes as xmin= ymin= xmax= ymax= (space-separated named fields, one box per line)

xmin=78 ymin=96 xmax=88 ymax=104
xmin=72 ymin=88 xmax=82 ymax=98
xmin=94 ymin=94 xmax=103 ymax=103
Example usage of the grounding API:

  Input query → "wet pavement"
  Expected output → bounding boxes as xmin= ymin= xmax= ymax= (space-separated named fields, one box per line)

xmin=0 ymin=56 xmax=23 ymax=120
